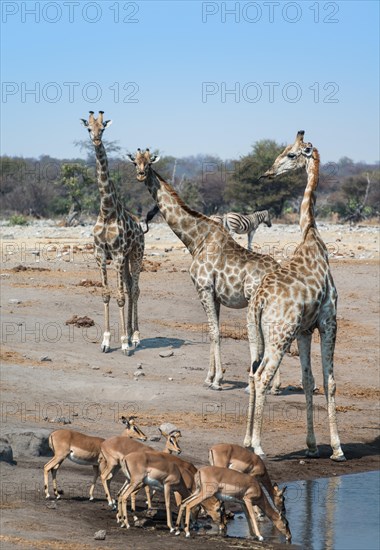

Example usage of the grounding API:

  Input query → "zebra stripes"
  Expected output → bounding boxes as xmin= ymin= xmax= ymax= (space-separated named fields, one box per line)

xmin=210 ymin=210 xmax=272 ymax=250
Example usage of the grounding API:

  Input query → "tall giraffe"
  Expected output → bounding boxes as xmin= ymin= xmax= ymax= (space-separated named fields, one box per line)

xmin=80 ymin=112 xmax=144 ymax=354
xmin=126 ymin=149 xmax=279 ymax=389
xmin=244 ymin=131 xmax=346 ymax=461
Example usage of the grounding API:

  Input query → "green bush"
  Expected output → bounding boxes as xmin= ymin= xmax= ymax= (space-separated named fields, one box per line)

xmin=8 ymin=214 xmax=28 ymax=226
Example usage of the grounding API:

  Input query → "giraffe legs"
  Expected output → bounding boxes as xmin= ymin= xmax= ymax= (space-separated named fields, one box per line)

xmin=297 ymin=333 xmax=318 ymax=457
xmin=318 ymin=318 xmax=345 ymax=461
xmin=199 ymin=292 xmax=222 ymax=389
xmin=95 ymin=249 xmax=111 ymax=352
xmin=129 ymin=251 xmax=143 ymax=348
xmin=121 ymin=259 xmax=133 ymax=354
xmin=249 ymin=356 xmax=282 ymax=458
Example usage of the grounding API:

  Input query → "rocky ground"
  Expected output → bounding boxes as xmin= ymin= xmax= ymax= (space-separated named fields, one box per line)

xmin=1 ymin=220 xmax=379 ymax=549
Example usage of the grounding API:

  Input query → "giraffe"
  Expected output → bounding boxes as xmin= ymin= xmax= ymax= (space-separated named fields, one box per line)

xmin=80 ymin=112 xmax=144 ymax=354
xmin=126 ymin=149 xmax=279 ymax=389
xmin=244 ymin=131 xmax=346 ymax=462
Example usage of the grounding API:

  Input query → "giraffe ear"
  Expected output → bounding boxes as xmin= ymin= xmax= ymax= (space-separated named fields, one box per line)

xmin=103 ymin=119 xmax=112 ymax=128
xmin=80 ymin=119 xmax=89 ymax=127
xmin=302 ymin=144 xmax=313 ymax=157
xmin=126 ymin=153 xmax=136 ymax=163
xmin=150 ymin=155 xmax=160 ymax=164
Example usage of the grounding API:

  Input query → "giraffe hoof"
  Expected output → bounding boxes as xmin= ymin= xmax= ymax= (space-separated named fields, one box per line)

xmin=330 ymin=453 xmax=346 ymax=462
xmin=305 ymin=449 xmax=320 ymax=459
xmin=271 ymin=387 xmax=281 ymax=395
xmin=209 ymin=383 xmax=222 ymax=391
xmin=101 ymin=345 xmax=110 ymax=353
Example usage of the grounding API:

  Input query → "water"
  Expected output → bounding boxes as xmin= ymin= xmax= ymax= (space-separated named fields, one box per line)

xmin=227 ymin=470 xmax=380 ymax=549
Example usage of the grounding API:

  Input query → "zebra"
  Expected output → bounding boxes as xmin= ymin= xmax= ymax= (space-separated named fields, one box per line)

xmin=211 ymin=210 xmax=272 ymax=251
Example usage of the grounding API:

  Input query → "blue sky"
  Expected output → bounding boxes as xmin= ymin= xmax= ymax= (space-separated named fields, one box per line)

xmin=1 ymin=0 xmax=379 ymax=162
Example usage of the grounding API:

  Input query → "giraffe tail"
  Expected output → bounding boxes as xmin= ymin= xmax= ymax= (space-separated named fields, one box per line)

xmin=142 ymin=204 xmax=160 ymax=234
xmin=249 ymin=295 xmax=265 ymax=374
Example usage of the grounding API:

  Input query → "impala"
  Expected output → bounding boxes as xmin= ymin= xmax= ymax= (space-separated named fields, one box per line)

xmin=209 ymin=443 xmax=286 ymax=513
xmin=44 ymin=416 xmax=146 ymax=500
xmin=99 ymin=427 xmax=182 ymax=508
xmin=116 ymin=450 xmax=225 ymax=534
xmin=175 ymin=466 xmax=291 ymax=542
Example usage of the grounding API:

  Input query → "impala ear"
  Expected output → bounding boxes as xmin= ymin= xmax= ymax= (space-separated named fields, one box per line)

xmin=158 ymin=427 xmax=169 ymax=437
xmin=80 ymin=119 xmax=89 ymax=127
xmin=170 ymin=430 xmax=181 ymax=438
xmin=120 ymin=415 xmax=130 ymax=427
xmin=126 ymin=153 xmax=135 ymax=163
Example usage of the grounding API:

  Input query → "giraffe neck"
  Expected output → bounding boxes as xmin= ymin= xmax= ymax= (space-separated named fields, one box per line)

xmin=94 ymin=142 xmax=118 ymax=217
xmin=145 ymin=168 xmax=208 ymax=253
xmin=300 ymin=150 xmax=320 ymax=238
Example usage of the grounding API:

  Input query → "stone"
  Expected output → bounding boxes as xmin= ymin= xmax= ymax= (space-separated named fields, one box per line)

xmin=40 ymin=356 xmax=52 ymax=362
xmin=51 ymin=417 xmax=71 ymax=425
xmin=94 ymin=530 xmax=106 ymax=540
xmin=46 ymin=502 xmax=57 ymax=509
xmin=8 ymin=299 xmax=22 ymax=304
xmin=0 ymin=439 xmax=14 ymax=464
xmin=134 ymin=371 xmax=145 ymax=377
xmin=3 ymin=429 xmax=51 ymax=458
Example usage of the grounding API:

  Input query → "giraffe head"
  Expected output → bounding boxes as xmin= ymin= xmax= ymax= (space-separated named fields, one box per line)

xmin=80 ymin=111 xmax=112 ymax=146
xmin=126 ymin=149 xmax=160 ymax=181
xmin=260 ymin=131 xmax=314 ymax=179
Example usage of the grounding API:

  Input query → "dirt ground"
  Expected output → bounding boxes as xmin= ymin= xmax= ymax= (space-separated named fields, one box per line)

xmin=1 ymin=220 xmax=379 ymax=550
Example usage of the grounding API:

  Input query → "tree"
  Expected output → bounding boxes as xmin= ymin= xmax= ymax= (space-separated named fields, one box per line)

xmin=343 ymin=171 xmax=379 ymax=224
xmin=58 ymin=163 xmax=97 ymax=224
xmin=224 ymin=140 xmax=305 ymax=217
